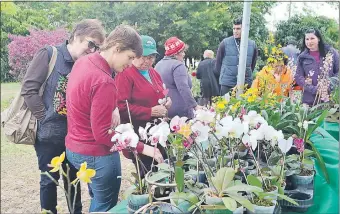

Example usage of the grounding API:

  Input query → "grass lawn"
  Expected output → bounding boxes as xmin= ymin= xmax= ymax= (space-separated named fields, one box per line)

xmin=1 ymin=82 xmax=20 ymax=112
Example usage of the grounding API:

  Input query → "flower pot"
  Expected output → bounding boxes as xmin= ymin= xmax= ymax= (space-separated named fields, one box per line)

xmin=191 ymin=171 xmax=207 ymax=184
xmin=157 ymin=202 xmax=192 ymax=214
xmin=246 ymin=204 xmax=276 ymax=214
xmin=169 ymin=192 xmax=193 ymax=214
xmin=127 ymin=193 xmax=150 ymax=214
xmin=278 ymin=191 xmax=313 ymax=213
xmin=291 ymin=171 xmax=315 ymax=189
xmin=204 ymin=195 xmax=229 ymax=214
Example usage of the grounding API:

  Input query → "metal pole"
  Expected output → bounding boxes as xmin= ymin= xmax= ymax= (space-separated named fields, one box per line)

xmin=236 ymin=0 xmax=252 ymax=98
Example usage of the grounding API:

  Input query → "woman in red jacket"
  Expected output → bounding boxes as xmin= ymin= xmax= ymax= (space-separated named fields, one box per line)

xmin=65 ymin=25 xmax=143 ymax=212
xmin=115 ymin=35 xmax=171 ymax=178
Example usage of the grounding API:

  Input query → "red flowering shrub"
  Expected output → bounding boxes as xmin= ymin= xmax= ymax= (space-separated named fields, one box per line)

xmin=8 ymin=28 xmax=68 ymax=81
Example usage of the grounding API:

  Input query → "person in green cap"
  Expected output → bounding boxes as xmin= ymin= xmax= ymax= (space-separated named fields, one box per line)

xmin=115 ymin=35 xmax=171 ymax=178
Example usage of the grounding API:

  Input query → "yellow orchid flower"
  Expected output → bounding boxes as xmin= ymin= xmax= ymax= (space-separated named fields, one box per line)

xmin=178 ymin=124 xmax=192 ymax=139
xmin=76 ymin=162 xmax=96 ymax=183
xmin=49 ymin=152 xmax=65 ymax=172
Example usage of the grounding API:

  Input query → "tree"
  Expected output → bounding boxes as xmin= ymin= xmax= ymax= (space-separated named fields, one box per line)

xmin=8 ymin=29 xmax=68 ymax=81
xmin=275 ymin=15 xmax=339 ymax=49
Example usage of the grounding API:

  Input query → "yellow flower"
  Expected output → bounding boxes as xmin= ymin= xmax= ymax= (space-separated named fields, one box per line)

xmin=217 ymin=102 xmax=225 ymax=110
xmin=178 ymin=124 xmax=192 ymax=139
xmin=49 ymin=152 xmax=65 ymax=172
xmin=76 ymin=162 xmax=96 ymax=183
xmin=231 ymin=101 xmax=241 ymax=112
xmin=247 ymin=95 xmax=257 ymax=103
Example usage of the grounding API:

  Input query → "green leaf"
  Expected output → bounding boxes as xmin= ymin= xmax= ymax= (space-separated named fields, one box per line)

xmin=261 ymin=110 xmax=269 ymax=121
xmin=247 ymin=175 xmax=262 ymax=188
xmin=148 ymin=171 xmax=169 ymax=182
xmin=222 ymin=197 xmax=237 ymax=211
xmin=156 ymin=163 xmax=173 ymax=172
xmin=303 ymin=149 xmax=314 ymax=157
xmin=228 ymin=193 xmax=254 ymax=212
xmin=211 ymin=167 xmax=235 ymax=194
xmin=306 ymin=139 xmax=329 ymax=183
xmin=281 ymin=112 xmax=295 ymax=120
xmin=276 ymin=120 xmax=296 ymax=129
xmin=306 ymin=110 xmax=328 ymax=140
xmin=175 ymin=166 xmax=185 ymax=192
xmin=284 ymin=126 xmax=300 ymax=135
xmin=277 ymin=194 xmax=299 ymax=206
xmin=224 ymin=184 xmax=263 ymax=193
xmin=278 ymin=185 xmax=284 ymax=195
xmin=184 ymin=158 xmax=198 ymax=166
xmin=302 ymin=158 xmax=314 ymax=165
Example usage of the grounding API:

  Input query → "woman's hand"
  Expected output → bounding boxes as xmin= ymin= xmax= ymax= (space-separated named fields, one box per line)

xmin=164 ymin=97 xmax=172 ymax=109
xmin=142 ymin=144 xmax=164 ymax=163
xmin=108 ymin=107 xmax=120 ymax=134
xmin=305 ymin=77 xmax=312 ymax=85
xmin=151 ymin=105 xmax=167 ymax=117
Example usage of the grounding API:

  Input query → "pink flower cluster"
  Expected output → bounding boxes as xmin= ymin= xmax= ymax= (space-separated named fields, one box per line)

xmin=293 ymin=138 xmax=304 ymax=153
xmin=8 ymin=28 xmax=68 ymax=80
xmin=110 ymin=137 xmax=132 ymax=152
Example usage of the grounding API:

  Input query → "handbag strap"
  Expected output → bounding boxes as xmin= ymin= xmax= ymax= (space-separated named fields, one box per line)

xmin=39 ymin=46 xmax=57 ymax=96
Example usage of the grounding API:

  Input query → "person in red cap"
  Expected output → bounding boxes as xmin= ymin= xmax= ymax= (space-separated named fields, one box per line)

xmin=155 ymin=37 xmax=200 ymax=119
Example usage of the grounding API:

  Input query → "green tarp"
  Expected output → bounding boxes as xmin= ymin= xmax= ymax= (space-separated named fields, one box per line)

xmin=321 ymin=121 xmax=339 ymax=141
xmin=109 ymin=127 xmax=339 ymax=214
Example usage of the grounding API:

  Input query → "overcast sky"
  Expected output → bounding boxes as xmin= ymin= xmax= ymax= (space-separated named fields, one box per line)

xmin=264 ymin=2 xmax=339 ymax=31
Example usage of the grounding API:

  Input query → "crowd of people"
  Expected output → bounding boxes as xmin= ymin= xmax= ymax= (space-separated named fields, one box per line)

xmin=20 ymin=16 xmax=338 ymax=213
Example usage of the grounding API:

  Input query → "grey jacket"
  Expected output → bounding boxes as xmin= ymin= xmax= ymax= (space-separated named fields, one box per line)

xmin=282 ymin=45 xmax=300 ymax=65
xmin=21 ymin=42 xmax=74 ymax=143
xmin=155 ymin=57 xmax=197 ymax=119
xmin=218 ymin=36 xmax=256 ymax=87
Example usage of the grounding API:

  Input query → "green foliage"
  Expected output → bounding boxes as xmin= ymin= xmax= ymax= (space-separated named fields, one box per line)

xmin=275 ymin=15 xmax=339 ymax=48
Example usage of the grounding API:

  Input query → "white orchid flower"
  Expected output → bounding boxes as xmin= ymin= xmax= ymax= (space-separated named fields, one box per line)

xmin=243 ymin=110 xmax=267 ymax=128
xmin=298 ymin=122 xmax=302 ymax=128
xmin=303 ymin=120 xmax=313 ymax=130
xmin=226 ymin=121 xmax=244 ymax=139
xmin=191 ymin=121 xmax=210 ymax=143
xmin=115 ymin=123 xmax=134 ymax=133
xmin=138 ymin=123 xmax=151 ymax=141
xmin=148 ymin=122 xmax=170 ymax=147
xmin=220 ymin=116 xmax=233 ymax=127
xmin=250 ymin=129 xmax=264 ymax=141
xmin=170 ymin=116 xmax=188 ymax=131
xmin=278 ymin=137 xmax=293 ymax=154
xmin=264 ymin=126 xmax=276 ymax=141
xmin=111 ymin=133 xmax=122 ymax=143
xmin=195 ymin=109 xmax=215 ymax=124
xmin=121 ymin=131 xmax=139 ymax=148
xmin=271 ymin=130 xmax=284 ymax=147
xmin=215 ymin=124 xmax=229 ymax=140
xmin=242 ymin=134 xmax=258 ymax=151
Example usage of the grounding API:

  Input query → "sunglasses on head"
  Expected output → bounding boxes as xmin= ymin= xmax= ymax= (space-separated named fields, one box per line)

xmin=87 ymin=40 xmax=100 ymax=52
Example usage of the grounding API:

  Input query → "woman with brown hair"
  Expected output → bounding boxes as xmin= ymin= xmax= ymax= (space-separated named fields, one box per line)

xmin=65 ymin=25 xmax=143 ymax=212
xmin=21 ymin=19 xmax=106 ymax=214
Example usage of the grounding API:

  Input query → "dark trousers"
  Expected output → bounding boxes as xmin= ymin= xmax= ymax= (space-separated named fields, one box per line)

xmin=220 ymin=85 xmax=233 ymax=96
xmin=35 ymin=140 xmax=82 ymax=214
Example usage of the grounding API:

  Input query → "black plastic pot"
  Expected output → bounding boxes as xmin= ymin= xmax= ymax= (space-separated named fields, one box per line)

xmin=278 ymin=191 xmax=314 ymax=213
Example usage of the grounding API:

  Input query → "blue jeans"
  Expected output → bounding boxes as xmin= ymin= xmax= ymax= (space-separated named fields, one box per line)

xmin=66 ymin=149 xmax=122 ymax=212
xmin=35 ymin=140 xmax=82 ymax=214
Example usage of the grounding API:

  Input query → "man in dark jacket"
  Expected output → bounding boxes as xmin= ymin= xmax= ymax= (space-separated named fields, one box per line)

xmin=196 ymin=50 xmax=220 ymax=105
xmin=216 ymin=18 xmax=258 ymax=95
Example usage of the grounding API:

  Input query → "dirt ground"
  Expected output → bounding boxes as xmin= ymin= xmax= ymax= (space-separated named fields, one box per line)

xmin=0 ymin=135 xmax=135 ymax=214
xmin=1 ymin=83 xmax=136 ymax=213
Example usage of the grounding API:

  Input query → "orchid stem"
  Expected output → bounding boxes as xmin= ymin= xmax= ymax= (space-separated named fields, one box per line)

xmin=126 ymin=100 xmax=133 ymax=126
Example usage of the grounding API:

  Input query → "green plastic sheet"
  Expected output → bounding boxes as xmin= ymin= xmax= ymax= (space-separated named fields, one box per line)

xmin=321 ymin=121 xmax=339 ymax=141
xmin=109 ymin=127 xmax=339 ymax=214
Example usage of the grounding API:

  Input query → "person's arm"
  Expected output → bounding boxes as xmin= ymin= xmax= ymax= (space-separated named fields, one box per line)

xmin=20 ymin=48 xmax=49 ymax=121
xmin=115 ymin=72 xmax=152 ymax=121
xmin=294 ymin=57 xmax=318 ymax=94
xmin=173 ymin=64 xmax=197 ymax=109
xmin=215 ymin=41 xmax=225 ymax=75
xmin=251 ymin=43 xmax=258 ymax=72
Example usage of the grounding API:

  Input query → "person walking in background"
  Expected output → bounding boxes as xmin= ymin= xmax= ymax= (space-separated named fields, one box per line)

xmin=20 ymin=19 xmax=106 ymax=214
xmin=295 ymin=28 xmax=339 ymax=106
xmin=155 ymin=37 xmax=201 ymax=119
xmin=65 ymin=25 xmax=143 ymax=212
xmin=115 ymin=35 xmax=169 ymax=178
xmin=282 ymin=39 xmax=300 ymax=66
xmin=196 ymin=50 xmax=220 ymax=105
xmin=216 ymin=18 xmax=258 ymax=95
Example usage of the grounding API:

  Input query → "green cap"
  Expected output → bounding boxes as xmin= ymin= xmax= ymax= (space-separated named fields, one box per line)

xmin=141 ymin=35 xmax=158 ymax=56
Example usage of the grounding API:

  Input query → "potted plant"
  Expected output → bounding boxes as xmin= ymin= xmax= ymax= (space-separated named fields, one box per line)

xmin=202 ymin=167 xmax=262 ymax=214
